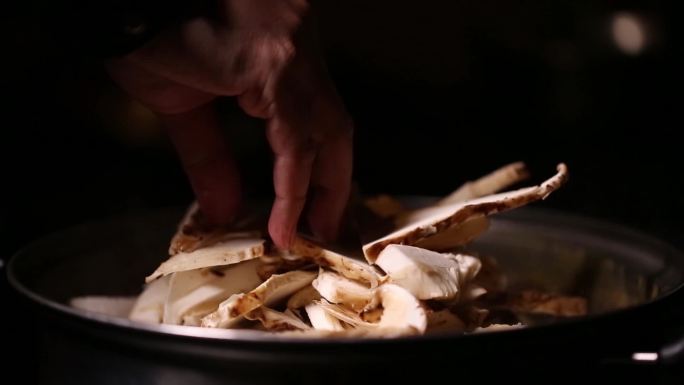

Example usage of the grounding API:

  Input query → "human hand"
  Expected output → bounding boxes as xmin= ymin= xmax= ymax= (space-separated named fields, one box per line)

xmin=105 ymin=0 xmax=352 ymax=249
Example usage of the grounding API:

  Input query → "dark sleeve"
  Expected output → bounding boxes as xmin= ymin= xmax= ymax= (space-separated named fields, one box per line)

xmin=56 ymin=0 xmax=213 ymax=58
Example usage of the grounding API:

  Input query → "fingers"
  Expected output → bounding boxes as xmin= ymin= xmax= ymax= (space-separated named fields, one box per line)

xmin=127 ymin=9 xmax=298 ymax=98
xmin=266 ymin=118 xmax=315 ymax=249
xmin=307 ymin=130 xmax=353 ymax=242
xmin=105 ymin=58 xmax=215 ymax=115
xmin=237 ymin=87 xmax=272 ymax=119
xmin=161 ymin=104 xmax=242 ymax=226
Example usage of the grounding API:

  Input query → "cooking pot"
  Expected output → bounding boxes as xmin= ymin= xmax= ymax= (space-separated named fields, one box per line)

xmin=7 ymin=199 xmax=684 ymax=384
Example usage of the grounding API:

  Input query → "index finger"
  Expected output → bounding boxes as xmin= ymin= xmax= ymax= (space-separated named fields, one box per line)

xmin=161 ymin=104 xmax=242 ymax=226
xmin=266 ymin=118 xmax=315 ymax=249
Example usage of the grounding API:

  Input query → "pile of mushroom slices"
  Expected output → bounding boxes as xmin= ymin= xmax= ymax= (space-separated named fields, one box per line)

xmin=78 ymin=162 xmax=568 ymax=338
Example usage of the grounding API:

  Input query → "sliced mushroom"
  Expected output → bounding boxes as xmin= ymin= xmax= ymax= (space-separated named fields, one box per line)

xmin=312 ymin=270 xmax=375 ymax=311
xmin=436 ymin=161 xmax=530 ymax=207
xmin=287 ymin=285 xmax=321 ymax=310
xmin=180 ymin=300 xmax=224 ymax=327
xmin=413 ymin=216 xmax=490 ymax=252
xmin=201 ymin=270 xmax=317 ymax=328
xmin=375 ymin=245 xmax=480 ymax=301
xmin=129 ymin=275 xmax=170 ymax=324
xmin=162 ymin=259 xmax=263 ymax=325
xmin=146 ymin=238 xmax=265 ymax=283
xmin=167 ymin=202 xmax=263 ymax=255
xmin=291 ymin=237 xmax=382 ymax=287
xmin=363 ymin=164 xmax=568 ymax=262
xmin=445 ymin=253 xmax=483 ymax=283
xmin=315 ymin=300 xmax=377 ymax=328
xmin=245 ymin=307 xmax=311 ymax=331
xmin=372 ymin=284 xmax=427 ymax=335
xmin=305 ymin=303 xmax=346 ymax=331
xmin=70 ymin=296 xmax=136 ymax=318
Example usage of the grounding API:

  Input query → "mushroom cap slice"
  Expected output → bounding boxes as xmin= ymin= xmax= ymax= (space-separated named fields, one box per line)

xmin=129 ymin=275 xmax=171 ymax=324
xmin=291 ymin=237 xmax=382 ymax=287
xmin=162 ymin=259 xmax=263 ymax=325
xmin=375 ymin=245 xmax=480 ymax=301
xmin=201 ymin=270 xmax=317 ymax=328
xmin=70 ymin=296 xmax=136 ymax=318
xmin=445 ymin=253 xmax=482 ymax=283
xmin=312 ymin=270 xmax=375 ymax=311
xmin=363 ymin=163 xmax=568 ymax=262
xmin=311 ymin=285 xmax=427 ymax=336
xmin=146 ymin=238 xmax=265 ymax=283
xmin=373 ymin=284 xmax=427 ymax=335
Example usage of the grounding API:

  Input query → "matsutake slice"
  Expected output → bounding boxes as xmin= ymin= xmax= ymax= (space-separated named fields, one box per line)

xmin=287 ymin=285 xmax=321 ymax=310
xmin=369 ymin=284 xmax=427 ymax=335
xmin=167 ymin=202 xmax=262 ymax=255
xmin=146 ymin=238 xmax=265 ymax=283
xmin=291 ymin=237 xmax=382 ymax=287
xmin=363 ymin=163 xmax=568 ymax=262
xmin=162 ymin=259 xmax=263 ymax=325
xmin=313 ymin=284 xmax=427 ymax=336
xmin=129 ymin=275 xmax=171 ymax=324
xmin=305 ymin=302 xmax=346 ymax=331
xmin=245 ymin=307 xmax=311 ymax=331
xmin=201 ymin=270 xmax=317 ymax=328
xmin=375 ymin=245 xmax=481 ymax=301
xmin=412 ymin=216 xmax=490 ymax=252
xmin=312 ymin=270 xmax=375 ymax=311
xmin=436 ymin=161 xmax=530 ymax=207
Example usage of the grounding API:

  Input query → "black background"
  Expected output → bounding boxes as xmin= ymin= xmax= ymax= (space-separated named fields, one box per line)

xmin=1 ymin=0 xmax=682 ymax=380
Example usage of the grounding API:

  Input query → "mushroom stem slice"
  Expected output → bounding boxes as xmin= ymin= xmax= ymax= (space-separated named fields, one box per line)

xmin=291 ymin=237 xmax=382 ymax=288
xmin=201 ymin=270 xmax=317 ymax=328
